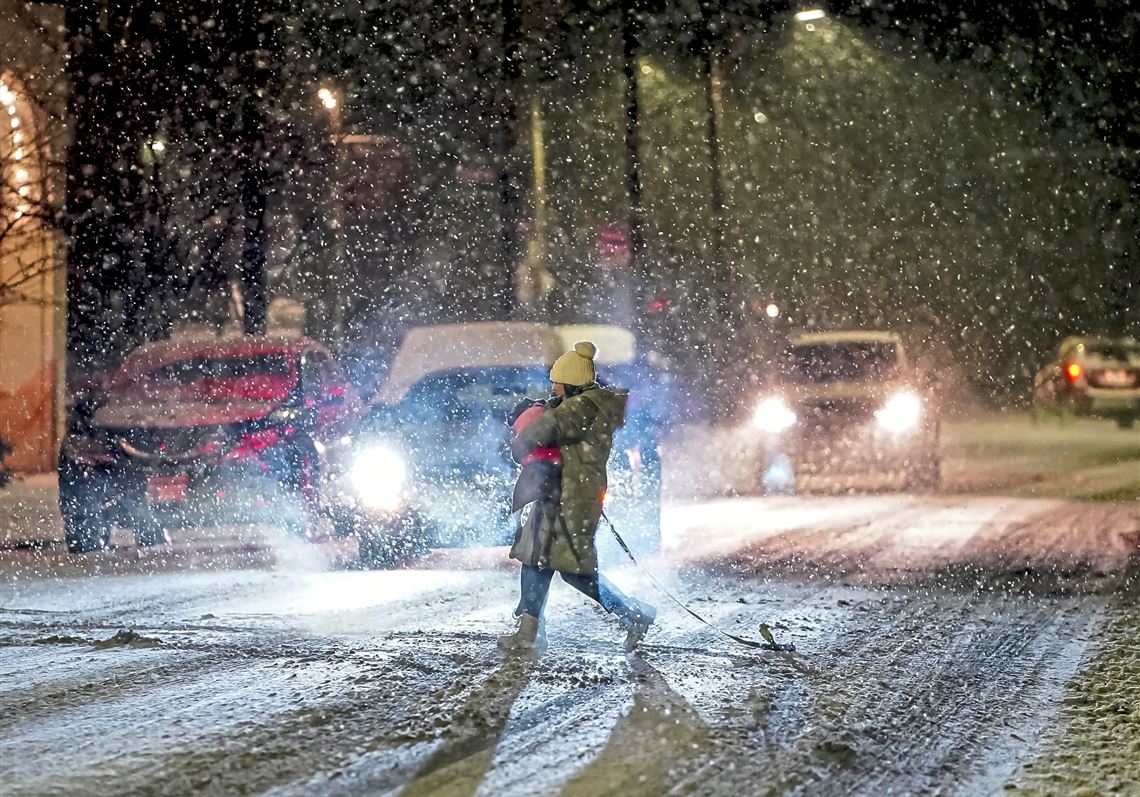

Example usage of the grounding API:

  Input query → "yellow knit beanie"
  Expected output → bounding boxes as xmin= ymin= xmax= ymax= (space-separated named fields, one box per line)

xmin=550 ymin=341 xmax=597 ymax=387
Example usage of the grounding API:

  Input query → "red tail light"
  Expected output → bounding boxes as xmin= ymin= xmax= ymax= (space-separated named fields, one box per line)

xmin=1064 ymin=362 xmax=1083 ymax=382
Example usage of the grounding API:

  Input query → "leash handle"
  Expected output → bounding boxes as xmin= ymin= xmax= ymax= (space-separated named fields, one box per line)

xmin=601 ymin=512 xmax=793 ymax=652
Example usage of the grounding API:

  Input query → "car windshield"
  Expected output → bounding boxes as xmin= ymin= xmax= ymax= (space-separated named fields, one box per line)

xmin=399 ymin=367 xmax=553 ymax=426
xmin=1080 ymin=341 xmax=1139 ymax=362
xmin=112 ymin=353 xmax=296 ymax=403
xmin=781 ymin=342 xmax=899 ymax=384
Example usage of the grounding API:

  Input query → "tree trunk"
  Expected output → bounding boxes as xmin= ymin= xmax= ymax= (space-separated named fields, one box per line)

xmin=497 ymin=0 xmax=524 ymax=319
xmin=235 ymin=1 xmax=271 ymax=336
xmin=621 ymin=0 xmax=646 ymax=281
xmin=239 ymin=158 xmax=269 ymax=336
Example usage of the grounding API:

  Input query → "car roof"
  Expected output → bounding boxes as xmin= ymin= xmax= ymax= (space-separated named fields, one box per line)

xmin=790 ymin=330 xmax=902 ymax=346
xmin=1060 ymin=335 xmax=1136 ymax=349
xmin=554 ymin=324 xmax=637 ymax=366
xmin=1060 ymin=336 xmax=1140 ymax=359
xmin=374 ymin=321 xmax=639 ymax=405
xmin=375 ymin=322 xmax=563 ymax=404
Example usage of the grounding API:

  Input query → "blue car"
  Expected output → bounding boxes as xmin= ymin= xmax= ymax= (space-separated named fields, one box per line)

xmin=326 ymin=323 xmax=665 ymax=567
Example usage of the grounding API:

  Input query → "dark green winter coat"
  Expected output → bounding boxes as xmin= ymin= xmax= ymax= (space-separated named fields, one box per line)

xmin=509 ymin=385 xmax=627 ymax=574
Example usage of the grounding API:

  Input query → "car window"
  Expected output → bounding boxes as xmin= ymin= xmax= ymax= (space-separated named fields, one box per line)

xmin=112 ymin=353 xmax=296 ymax=403
xmin=780 ymin=342 xmax=899 ymax=384
xmin=1082 ymin=342 xmax=1137 ymax=362
xmin=301 ymin=351 xmax=344 ymax=396
xmin=401 ymin=367 xmax=552 ymax=425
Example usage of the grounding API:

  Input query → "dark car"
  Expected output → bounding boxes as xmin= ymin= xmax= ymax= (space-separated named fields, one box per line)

xmin=1033 ymin=336 xmax=1140 ymax=428
xmin=58 ymin=334 xmax=362 ymax=553
xmin=750 ymin=330 xmax=941 ymax=492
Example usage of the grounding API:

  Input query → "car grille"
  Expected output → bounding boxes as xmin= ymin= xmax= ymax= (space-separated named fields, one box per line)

xmin=112 ymin=425 xmax=229 ymax=460
xmin=797 ymin=398 xmax=878 ymax=426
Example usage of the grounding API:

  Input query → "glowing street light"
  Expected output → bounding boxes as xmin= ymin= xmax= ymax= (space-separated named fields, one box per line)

xmin=317 ymin=86 xmax=338 ymax=110
xmin=765 ymin=302 xmax=781 ymax=319
xmin=794 ymin=8 xmax=826 ymax=22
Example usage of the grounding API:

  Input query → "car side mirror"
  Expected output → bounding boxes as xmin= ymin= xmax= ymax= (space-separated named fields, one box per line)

xmin=69 ymin=394 xmax=102 ymax=433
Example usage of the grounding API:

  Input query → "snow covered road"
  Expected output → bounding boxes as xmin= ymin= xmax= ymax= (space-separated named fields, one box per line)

xmin=1 ymin=491 xmax=1137 ymax=796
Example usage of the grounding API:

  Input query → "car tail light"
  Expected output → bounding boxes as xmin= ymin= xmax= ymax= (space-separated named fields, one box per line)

xmin=226 ymin=425 xmax=294 ymax=461
xmin=1064 ymin=362 xmax=1083 ymax=382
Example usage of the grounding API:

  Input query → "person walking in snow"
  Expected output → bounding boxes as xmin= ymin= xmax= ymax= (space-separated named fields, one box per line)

xmin=498 ymin=341 xmax=657 ymax=654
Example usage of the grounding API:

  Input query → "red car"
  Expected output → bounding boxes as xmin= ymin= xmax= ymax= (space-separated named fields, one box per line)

xmin=58 ymin=334 xmax=362 ymax=553
xmin=1033 ymin=336 xmax=1140 ymax=428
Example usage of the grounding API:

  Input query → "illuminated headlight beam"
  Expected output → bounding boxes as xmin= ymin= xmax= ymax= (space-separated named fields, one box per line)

xmin=753 ymin=396 xmax=797 ymax=434
xmin=875 ymin=390 xmax=923 ymax=434
xmin=350 ymin=445 xmax=407 ymax=512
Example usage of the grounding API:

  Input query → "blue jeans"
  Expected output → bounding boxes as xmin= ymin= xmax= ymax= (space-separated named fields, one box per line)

xmin=516 ymin=564 xmax=646 ymax=624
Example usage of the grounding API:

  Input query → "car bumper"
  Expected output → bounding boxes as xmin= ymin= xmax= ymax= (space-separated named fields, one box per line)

xmin=1075 ymin=390 xmax=1140 ymax=416
xmin=61 ymin=459 xmax=303 ymax=529
xmin=326 ymin=475 xmax=514 ymax=547
xmin=766 ymin=423 xmax=937 ymax=474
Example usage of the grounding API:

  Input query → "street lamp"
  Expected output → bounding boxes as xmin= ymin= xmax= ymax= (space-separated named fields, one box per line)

xmin=794 ymin=8 xmax=826 ymax=22
xmin=316 ymin=83 xmax=345 ymax=343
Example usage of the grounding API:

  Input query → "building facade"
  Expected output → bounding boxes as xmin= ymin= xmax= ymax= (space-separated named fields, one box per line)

xmin=0 ymin=1 xmax=67 ymax=473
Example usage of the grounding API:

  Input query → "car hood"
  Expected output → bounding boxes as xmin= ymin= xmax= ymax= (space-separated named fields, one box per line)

xmin=93 ymin=398 xmax=274 ymax=430
xmin=781 ymin=380 xmax=909 ymax=405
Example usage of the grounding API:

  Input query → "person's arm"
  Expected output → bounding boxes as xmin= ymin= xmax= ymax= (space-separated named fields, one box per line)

xmin=511 ymin=409 xmax=555 ymax=463
xmin=511 ymin=395 xmax=597 ymax=461
xmin=550 ymin=394 xmax=598 ymax=444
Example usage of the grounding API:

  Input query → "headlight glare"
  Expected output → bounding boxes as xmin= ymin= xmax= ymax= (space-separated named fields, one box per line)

xmin=875 ymin=390 xmax=923 ymax=433
xmin=753 ymin=396 xmax=797 ymax=433
xmin=350 ymin=445 xmax=407 ymax=512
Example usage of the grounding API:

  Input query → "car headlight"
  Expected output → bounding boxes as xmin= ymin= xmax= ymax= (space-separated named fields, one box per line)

xmin=875 ymin=390 xmax=923 ymax=433
xmin=349 ymin=445 xmax=407 ymax=512
xmin=753 ymin=396 xmax=797 ymax=433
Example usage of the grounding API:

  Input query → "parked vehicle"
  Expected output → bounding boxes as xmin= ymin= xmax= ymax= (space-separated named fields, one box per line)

xmin=750 ymin=330 xmax=940 ymax=492
xmin=327 ymin=322 xmax=664 ymax=568
xmin=58 ymin=333 xmax=363 ymax=553
xmin=0 ymin=435 xmax=11 ymax=488
xmin=1033 ymin=336 xmax=1140 ymax=428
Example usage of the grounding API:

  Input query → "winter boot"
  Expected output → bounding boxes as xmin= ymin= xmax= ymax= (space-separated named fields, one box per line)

xmin=498 ymin=613 xmax=547 ymax=654
xmin=619 ymin=600 xmax=657 ymax=652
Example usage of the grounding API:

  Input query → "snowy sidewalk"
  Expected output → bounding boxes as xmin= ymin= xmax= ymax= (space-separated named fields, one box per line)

xmin=0 ymin=472 xmax=63 ymax=547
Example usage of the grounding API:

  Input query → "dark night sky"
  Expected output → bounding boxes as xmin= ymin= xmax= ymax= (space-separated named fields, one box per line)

xmin=52 ymin=0 xmax=1138 ymax=387
xmin=840 ymin=0 xmax=1138 ymax=183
